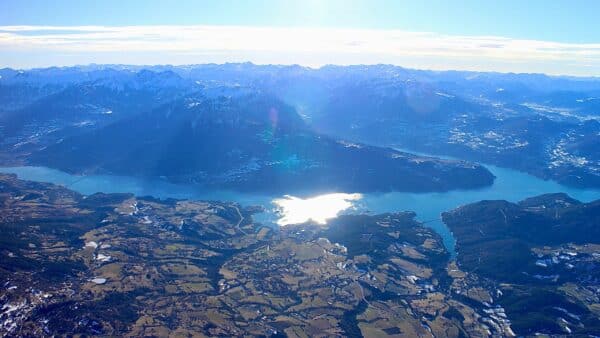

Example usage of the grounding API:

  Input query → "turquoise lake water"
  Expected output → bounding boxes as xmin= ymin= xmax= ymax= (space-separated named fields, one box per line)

xmin=1 ymin=165 xmax=598 ymax=257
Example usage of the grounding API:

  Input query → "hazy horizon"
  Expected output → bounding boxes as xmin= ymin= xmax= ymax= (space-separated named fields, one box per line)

xmin=1 ymin=0 xmax=600 ymax=77
xmin=4 ymin=60 xmax=600 ymax=80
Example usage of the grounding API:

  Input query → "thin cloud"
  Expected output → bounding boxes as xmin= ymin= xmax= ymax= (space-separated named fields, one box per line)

xmin=0 ymin=25 xmax=599 ymax=76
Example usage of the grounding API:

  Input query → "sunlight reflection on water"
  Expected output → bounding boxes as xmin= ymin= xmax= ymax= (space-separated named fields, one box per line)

xmin=273 ymin=193 xmax=362 ymax=226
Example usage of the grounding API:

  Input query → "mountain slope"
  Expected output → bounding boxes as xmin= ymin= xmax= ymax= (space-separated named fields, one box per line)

xmin=29 ymin=93 xmax=494 ymax=193
xmin=442 ymin=194 xmax=600 ymax=335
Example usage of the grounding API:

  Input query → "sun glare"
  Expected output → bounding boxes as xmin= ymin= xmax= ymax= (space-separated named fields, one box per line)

xmin=273 ymin=193 xmax=363 ymax=226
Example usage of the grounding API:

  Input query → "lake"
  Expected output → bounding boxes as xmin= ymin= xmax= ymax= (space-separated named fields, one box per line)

xmin=1 ymin=165 xmax=598 ymax=257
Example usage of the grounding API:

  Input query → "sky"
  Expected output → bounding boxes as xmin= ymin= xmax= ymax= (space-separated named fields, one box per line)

xmin=1 ymin=0 xmax=599 ymax=76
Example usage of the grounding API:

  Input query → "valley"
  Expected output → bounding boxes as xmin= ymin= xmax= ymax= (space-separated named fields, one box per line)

xmin=0 ymin=174 xmax=494 ymax=336
xmin=1 ymin=171 xmax=598 ymax=336
xmin=1 ymin=63 xmax=599 ymax=337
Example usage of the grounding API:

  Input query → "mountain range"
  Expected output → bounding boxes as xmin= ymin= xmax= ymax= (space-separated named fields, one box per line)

xmin=1 ymin=63 xmax=599 ymax=190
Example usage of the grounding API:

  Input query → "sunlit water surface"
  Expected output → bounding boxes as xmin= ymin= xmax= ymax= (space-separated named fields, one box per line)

xmin=1 ymin=165 xmax=599 ymax=257
xmin=273 ymin=193 xmax=362 ymax=225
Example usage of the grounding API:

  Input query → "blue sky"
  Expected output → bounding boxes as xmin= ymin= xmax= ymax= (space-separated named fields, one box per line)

xmin=2 ymin=0 xmax=599 ymax=43
xmin=1 ymin=0 xmax=599 ymax=75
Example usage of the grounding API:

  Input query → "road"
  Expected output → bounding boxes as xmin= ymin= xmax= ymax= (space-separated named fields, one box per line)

xmin=233 ymin=205 xmax=247 ymax=235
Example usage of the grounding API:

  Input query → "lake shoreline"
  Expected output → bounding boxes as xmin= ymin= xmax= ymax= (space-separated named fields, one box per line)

xmin=1 ymin=165 xmax=599 ymax=258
